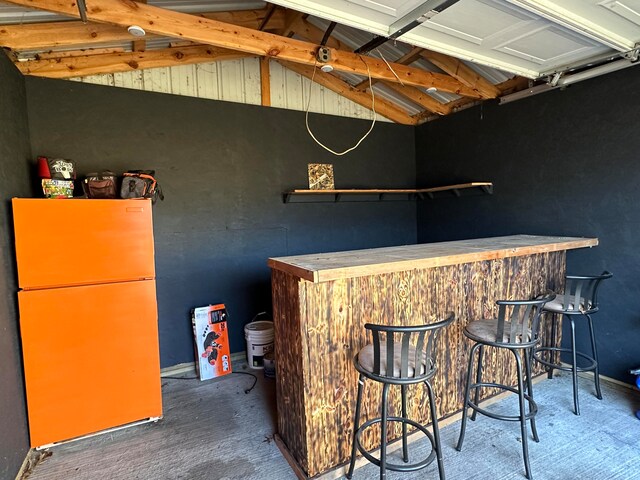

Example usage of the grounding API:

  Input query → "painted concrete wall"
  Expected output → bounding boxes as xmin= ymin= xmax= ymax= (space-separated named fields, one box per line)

xmin=0 ymin=52 xmax=33 ymax=480
xmin=25 ymin=76 xmax=416 ymax=367
xmin=416 ymin=65 xmax=640 ymax=383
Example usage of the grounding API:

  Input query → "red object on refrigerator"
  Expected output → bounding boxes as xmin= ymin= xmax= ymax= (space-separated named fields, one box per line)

xmin=13 ymin=198 xmax=163 ymax=448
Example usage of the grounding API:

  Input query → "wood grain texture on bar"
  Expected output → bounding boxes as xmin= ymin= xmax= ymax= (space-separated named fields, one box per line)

xmin=268 ymin=235 xmax=598 ymax=283
xmin=271 ymin=251 xmax=568 ymax=476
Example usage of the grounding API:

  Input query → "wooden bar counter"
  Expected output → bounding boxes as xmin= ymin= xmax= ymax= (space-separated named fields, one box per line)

xmin=268 ymin=235 xmax=598 ymax=477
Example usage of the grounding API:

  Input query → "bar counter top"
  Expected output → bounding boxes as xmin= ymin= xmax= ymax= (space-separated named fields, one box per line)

xmin=268 ymin=234 xmax=598 ymax=283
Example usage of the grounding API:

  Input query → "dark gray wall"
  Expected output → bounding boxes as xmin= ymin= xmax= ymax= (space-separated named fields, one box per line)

xmin=25 ymin=77 xmax=417 ymax=367
xmin=416 ymin=66 xmax=640 ymax=383
xmin=0 ymin=54 xmax=33 ymax=479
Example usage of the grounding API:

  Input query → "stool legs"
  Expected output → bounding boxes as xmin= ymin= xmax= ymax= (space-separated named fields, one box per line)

xmin=457 ymin=343 xmax=537 ymax=480
xmin=547 ymin=314 xmax=558 ymax=379
xmin=456 ymin=342 xmax=480 ymax=451
xmin=401 ymin=385 xmax=409 ymax=463
xmin=471 ymin=345 xmax=484 ymax=422
xmin=348 ymin=376 xmax=446 ymax=479
xmin=346 ymin=375 xmax=365 ymax=479
xmin=586 ymin=314 xmax=603 ymax=400
xmin=379 ymin=383 xmax=390 ymax=480
xmin=569 ymin=317 xmax=580 ymax=415
xmin=524 ymin=348 xmax=539 ymax=443
xmin=426 ymin=380 xmax=446 ymax=480
xmin=513 ymin=349 xmax=533 ymax=480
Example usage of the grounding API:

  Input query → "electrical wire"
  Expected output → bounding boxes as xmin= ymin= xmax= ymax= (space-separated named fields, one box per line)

xmin=376 ymin=48 xmax=405 ymax=86
xmin=304 ymin=57 xmax=376 ymax=156
xmin=233 ymin=371 xmax=258 ymax=394
xmin=163 ymin=372 xmax=258 ymax=394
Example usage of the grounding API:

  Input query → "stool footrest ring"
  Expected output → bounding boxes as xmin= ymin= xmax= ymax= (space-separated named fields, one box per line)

xmin=534 ymin=346 xmax=597 ymax=372
xmin=354 ymin=416 xmax=436 ymax=473
xmin=466 ymin=382 xmax=538 ymax=422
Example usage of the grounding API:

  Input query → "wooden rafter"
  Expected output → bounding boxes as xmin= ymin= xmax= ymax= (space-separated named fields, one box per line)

xmin=14 ymin=45 xmax=254 ymax=78
xmin=279 ymin=10 xmax=304 ymax=38
xmin=279 ymin=61 xmax=416 ymax=126
xmin=353 ymin=47 xmax=423 ymax=90
xmin=284 ymin=16 xmax=344 ymax=50
xmin=412 ymin=76 xmax=530 ymax=124
xmin=380 ymin=81 xmax=451 ymax=116
xmin=420 ymin=50 xmax=500 ymax=99
xmin=131 ymin=0 xmax=147 ymax=52
xmin=284 ymin=21 xmax=448 ymax=116
xmin=260 ymin=57 xmax=271 ymax=106
xmin=0 ymin=9 xmax=286 ymax=51
xmin=2 ymin=0 xmax=483 ymax=97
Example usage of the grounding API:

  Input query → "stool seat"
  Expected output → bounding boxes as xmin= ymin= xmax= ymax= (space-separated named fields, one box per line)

xmin=456 ymin=295 xmax=555 ymax=480
xmin=542 ymin=294 xmax=592 ymax=314
xmin=534 ymin=271 xmax=612 ymax=415
xmin=346 ymin=313 xmax=455 ymax=480
xmin=357 ymin=341 xmax=432 ymax=378
xmin=464 ymin=319 xmax=532 ymax=345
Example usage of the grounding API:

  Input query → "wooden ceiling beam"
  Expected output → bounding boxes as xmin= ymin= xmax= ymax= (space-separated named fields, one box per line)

xmin=380 ymin=81 xmax=451 ymax=116
xmin=420 ymin=50 xmax=501 ymax=99
xmin=286 ymin=25 xmax=446 ymax=117
xmin=0 ymin=8 xmax=285 ymax=51
xmin=286 ymin=16 xmax=344 ymax=50
xmin=14 ymin=44 xmax=254 ymax=78
xmin=132 ymin=0 xmax=147 ymax=52
xmin=354 ymin=46 xmax=423 ymax=90
xmin=412 ymin=76 xmax=530 ymax=124
xmin=2 ymin=0 xmax=483 ymax=97
xmin=279 ymin=61 xmax=417 ymax=126
xmin=260 ymin=57 xmax=271 ymax=106
xmin=279 ymin=9 xmax=304 ymax=38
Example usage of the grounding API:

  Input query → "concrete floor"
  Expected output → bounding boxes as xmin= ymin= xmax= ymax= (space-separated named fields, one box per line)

xmin=27 ymin=365 xmax=640 ymax=480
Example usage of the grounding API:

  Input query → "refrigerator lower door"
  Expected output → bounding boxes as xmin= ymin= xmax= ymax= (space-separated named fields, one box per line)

xmin=19 ymin=280 xmax=162 ymax=447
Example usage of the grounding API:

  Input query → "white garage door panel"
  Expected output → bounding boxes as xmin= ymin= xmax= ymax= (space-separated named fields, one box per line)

xmin=606 ymin=0 xmax=640 ymax=25
xmin=497 ymin=26 xmax=601 ymax=64
xmin=426 ymin=0 xmax=536 ymax=44
xmin=270 ymin=0 xmax=622 ymax=78
xmin=507 ymin=0 xmax=640 ymax=50
xmin=402 ymin=0 xmax=613 ymax=77
xmin=348 ymin=0 xmax=426 ymax=18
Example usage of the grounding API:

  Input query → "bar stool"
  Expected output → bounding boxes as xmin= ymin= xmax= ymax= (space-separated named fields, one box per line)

xmin=346 ymin=312 xmax=455 ymax=480
xmin=456 ymin=295 xmax=555 ymax=480
xmin=534 ymin=272 xmax=612 ymax=415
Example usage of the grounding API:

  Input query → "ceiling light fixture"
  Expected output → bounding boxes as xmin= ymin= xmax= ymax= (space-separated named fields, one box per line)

xmin=127 ymin=25 xmax=146 ymax=37
xmin=426 ymin=87 xmax=438 ymax=93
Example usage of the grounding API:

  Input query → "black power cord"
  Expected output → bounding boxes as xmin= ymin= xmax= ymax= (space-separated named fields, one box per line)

xmin=163 ymin=371 xmax=258 ymax=394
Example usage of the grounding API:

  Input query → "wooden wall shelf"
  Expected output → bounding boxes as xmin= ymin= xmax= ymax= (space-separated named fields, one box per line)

xmin=282 ymin=182 xmax=493 ymax=203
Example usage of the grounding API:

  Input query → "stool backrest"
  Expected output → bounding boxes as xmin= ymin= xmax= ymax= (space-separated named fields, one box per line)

xmin=562 ymin=271 xmax=612 ymax=313
xmin=495 ymin=294 xmax=556 ymax=346
xmin=364 ymin=312 xmax=455 ymax=381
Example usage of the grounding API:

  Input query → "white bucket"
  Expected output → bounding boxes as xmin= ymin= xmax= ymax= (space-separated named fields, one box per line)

xmin=245 ymin=321 xmax=274 ymax=369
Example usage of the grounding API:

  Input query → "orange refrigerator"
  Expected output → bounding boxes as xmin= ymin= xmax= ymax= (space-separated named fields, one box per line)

xmin=13 ymin=198 xmax=163 ymax=448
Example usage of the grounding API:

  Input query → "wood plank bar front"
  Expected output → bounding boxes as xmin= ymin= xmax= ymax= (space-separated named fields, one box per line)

xmin=269 ymin=235 xmax=598 ymax=477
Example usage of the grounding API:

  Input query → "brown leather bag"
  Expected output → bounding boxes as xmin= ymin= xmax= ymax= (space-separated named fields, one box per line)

xmin=83 ymin=171 xmax=118 ymax=199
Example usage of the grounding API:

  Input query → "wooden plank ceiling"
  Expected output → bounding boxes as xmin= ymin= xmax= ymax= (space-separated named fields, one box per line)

xmin=0 ymin=1 xmax=531 ymax=124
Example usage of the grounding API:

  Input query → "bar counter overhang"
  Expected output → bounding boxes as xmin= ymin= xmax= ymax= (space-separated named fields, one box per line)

xmin=268 ymin=235 xmax=598 ymax=477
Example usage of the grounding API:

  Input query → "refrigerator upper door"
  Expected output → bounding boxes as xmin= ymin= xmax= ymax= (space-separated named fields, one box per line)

xmin=19 ymin=280 xmax=162 ymax=447
xmin=13 ymin=198 xmax=155 ymax=289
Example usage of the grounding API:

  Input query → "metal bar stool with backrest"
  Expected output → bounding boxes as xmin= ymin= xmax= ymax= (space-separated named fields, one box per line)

xmin=456 ymin=295 xmax=555 ymax=480
xmin=534 ymin=272 xmax=612 ymax=415
xmin=346 ymin=312 xmax=455 ymax=480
